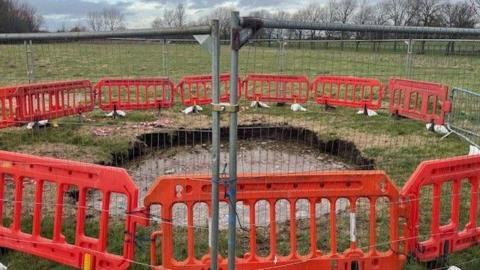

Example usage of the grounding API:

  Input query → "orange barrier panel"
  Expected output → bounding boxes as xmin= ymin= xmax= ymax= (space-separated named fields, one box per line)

xmin=177 ymin=74 xmax=242 ymax=107
xmin=311 ymin=76 xmax=384 ymax=110
xmin=0 ymin=151 xmax=148 ymax=270
xmin=401 ymin=155 xmax=480 ymax=262
xmin=0 ymin=87 xmax=18 ymax=128
xmin=389 ymin=78 xmax=452 ymax=125
xmin=16 ymin=80 xmax=95 ymax=123
xmin=96 ymin=78 xmax=175 ymax=111
xmin=144 ymin=172 xmax=407 ymax=270
xmin=243 ymin=74 xmax=310 ymax=104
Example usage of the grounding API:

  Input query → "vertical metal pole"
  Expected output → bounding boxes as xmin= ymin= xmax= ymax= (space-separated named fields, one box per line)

xmin=405 ymin=39 xmax=413 ymax=79
xmin=277 ymin=38 xmax=286 ymax=73
xmin=29 ymin=40 xmax=35 ymax=82
xmin=162 ymin=38 xmax=168 ymax=77
xmin=210 ymin=19 xmax=220 ymax=270
xmin=24 ymin=40 xmax=31 ymax=83
xmin=228 ymin=11 xmax=240 ymax=270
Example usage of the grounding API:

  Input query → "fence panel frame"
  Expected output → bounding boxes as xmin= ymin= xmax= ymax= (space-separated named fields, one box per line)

xmin=447 ymin=87 xmax=480 ymax=148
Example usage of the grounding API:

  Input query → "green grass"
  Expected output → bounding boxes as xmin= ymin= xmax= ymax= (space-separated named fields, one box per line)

xmin=0 ymin=40 xmax=479 ymax=269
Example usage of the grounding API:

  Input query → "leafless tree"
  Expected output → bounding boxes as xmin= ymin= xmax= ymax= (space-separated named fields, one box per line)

xmin=379 ymin=0 xmax=419 ymax=26
xmin=442 ymin=0 xmax=477 ymax=28
xmin=151 ymin=17 xmax=163 ymax=29
xmin=87 ymin=7 xmax=125 ymax=31
xmin=442 ymin=0 xmax=477 ymax=54
xmin=87 ymin=11 xmax=104 ymax=31
xmin=103 ymin=8 xmax=125 ymax=31
xmin=472 ymin=0 xmax=480 ymax=14
xmin=333 ymin=0 xmax=358 ymax=23
xmin=291 ymin=9 xmax=308 ymax=40
xmin=213 ymin=7 xmax=234 ymax=39
xmin=0 ymin=0 xmax=43 ymax=32
xmin=353 ymin=0 xmax=377 ymax=42
xmin=174 ymin=3 xmax=186 ymax=28
xmin=162 ymin=8 xmax=176 ymax=27
xmin=417 ymin=0 xmax=443 ymax=26
xmin=70 ymin=24 xmax=87 ymax=32
xmin=301 ymin=3 xmax=325 ymax=39
xmin=273 ymin=10 xmax=292 ymax=39
xmin=354 ymin=0 xmax=375 ymax=25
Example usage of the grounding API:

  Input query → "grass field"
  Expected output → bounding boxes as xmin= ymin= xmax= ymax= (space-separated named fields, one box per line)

xmin=1 ymin=39 xmax=480 ymax=269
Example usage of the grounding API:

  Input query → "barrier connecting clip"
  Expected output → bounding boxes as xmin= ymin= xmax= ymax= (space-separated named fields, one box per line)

xmin=211 ymin=103 xmax=240 ymax=113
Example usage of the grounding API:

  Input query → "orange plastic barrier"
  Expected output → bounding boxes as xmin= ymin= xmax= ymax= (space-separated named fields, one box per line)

xmin=401 ymin=155 xmax=480 ymax=262
xmin=243 ymin=74 xmax=310 ymax=104
xmin=15 ymin=80 xmax=95 ymax=123
xmin=0 ymin=87 xmax=18 ymax=128
xmin=96 ymin=78 xmax=175 ymax=111
xmin=144 ymin=172 xmax=407 ymax=270
xmin=389 ymin=78 xmax=452 ymax=125
xmin=311 ymin=76 xmax=384 ymax=110
xmin=177 ymin=74 xmax=241 ymax=107
xmin=0 ymin=151 xmax=147 ymax=270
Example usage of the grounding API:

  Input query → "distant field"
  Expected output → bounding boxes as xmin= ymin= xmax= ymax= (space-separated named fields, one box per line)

xmin=1 ymin=39 xmax=480 ymax=269
xmin=0 ymin=39 xmax=479 ymax=90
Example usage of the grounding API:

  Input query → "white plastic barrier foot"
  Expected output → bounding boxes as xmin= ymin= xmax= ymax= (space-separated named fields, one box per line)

xmin=357 ymin=109 xmax=378 ymax=117
xmin=26 ymin=120 xmax=49 ymax=129
xmin=425 ymin=123 xmax=449 ymax=135
xmin=182 ymin=105 xmax=203 ymax=114
xmin=250 ymin=101 xmax=270 ymax=108
xmin=0 ymin=262 xmax=7 ymax=270
xmin=469 ymin=145 xmax=480 ymax=156
xmin=106 ymin=110 xmax=126 ymax=118
xmin=291 ymin=103 xmax=306 ymax=112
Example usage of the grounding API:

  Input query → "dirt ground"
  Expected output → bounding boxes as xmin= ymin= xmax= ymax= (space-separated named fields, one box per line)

xmin=127 ymin=139 xmax=352 ymax=229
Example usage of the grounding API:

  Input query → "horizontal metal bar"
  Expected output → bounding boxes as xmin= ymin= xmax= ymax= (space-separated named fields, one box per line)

xmin=248 ymin=38 xmax=480 ymax=43
xmin=0 ymin=26 xmax=212 ymax=41
xmin=243 ymin=17 xmax=480 ymax=36
xmin=452 ymin=87 xmax=480 ymax=97
xmin=448 ymin=128 xmax=480 ymax=148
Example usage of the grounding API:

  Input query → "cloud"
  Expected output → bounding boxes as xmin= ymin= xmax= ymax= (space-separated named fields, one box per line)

xmin=23 ymin=0 xmax=321 ymax=31
xmin=25 ymin=0 xmax=116 ymax=16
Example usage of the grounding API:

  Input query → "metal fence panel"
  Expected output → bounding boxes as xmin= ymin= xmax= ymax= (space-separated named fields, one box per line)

xmin=448 ymin=87 xmax=480 ymax=148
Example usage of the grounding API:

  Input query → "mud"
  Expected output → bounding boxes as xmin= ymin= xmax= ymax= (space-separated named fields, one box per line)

xmin=128 ymin=139 xmax=352 ymax=201
xmin=125 ymin=125 xmax=369 ymax=229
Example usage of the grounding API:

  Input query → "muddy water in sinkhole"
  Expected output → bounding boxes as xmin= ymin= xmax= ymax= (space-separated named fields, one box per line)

xmin=126 ymin=139 xmax=352 ymax=229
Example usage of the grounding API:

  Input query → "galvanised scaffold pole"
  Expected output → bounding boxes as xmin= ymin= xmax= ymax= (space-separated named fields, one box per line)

xmin=227 ymin=10 xmax=241 ymax=270
xmin=210 ymin=19 xmax=221 ymax=270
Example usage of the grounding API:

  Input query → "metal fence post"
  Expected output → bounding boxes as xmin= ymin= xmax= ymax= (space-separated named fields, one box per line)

xmin=228 ymin=10 xmax=240 ymax=270
xmin=276 ymin=38 xmax=286 ymax=73
xmin=210 ymin=19 xmax=220 ymax=270
xmin=24 ymin=40 xmax=35 ymax=83
xmin=405 ymin=39 xmax=414 ymax=78
xmin=162 ymin=38 xmax=168 ymax=77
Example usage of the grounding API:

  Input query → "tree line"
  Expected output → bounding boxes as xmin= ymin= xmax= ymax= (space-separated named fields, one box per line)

xmin=0 ymin=0 xmax=43 ymax=33
xmin=151 ymin=0 xmax=480 ymax=40
xmin=2 ymin=0 xmax=479 ymax=36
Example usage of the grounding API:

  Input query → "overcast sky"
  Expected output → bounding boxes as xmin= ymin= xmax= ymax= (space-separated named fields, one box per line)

xmin=23 ymin=0 xmax=319 ymax=31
